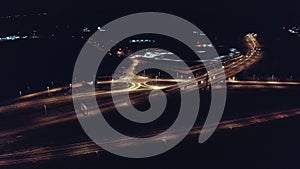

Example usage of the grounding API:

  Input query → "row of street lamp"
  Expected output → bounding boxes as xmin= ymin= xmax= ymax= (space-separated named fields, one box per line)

xmin=18 ymin=81 xmax=56 ymax=97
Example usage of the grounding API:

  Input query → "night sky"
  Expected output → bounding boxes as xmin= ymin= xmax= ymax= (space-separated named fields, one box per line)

xmin=1 ymin=1 xmax=300 ymax=168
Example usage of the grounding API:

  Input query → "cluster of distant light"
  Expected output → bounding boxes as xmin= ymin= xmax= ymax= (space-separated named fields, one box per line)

xmin=192 ymin=31 xmax=206 ymax=36
xmin=129 ymin=51 xmax=173 ymax=59
xmin=129 ymin=39 xmax=155 ymax=43
xmin=0 ymin=35 xmax=38 ymax=42
xmin=194 ymin=30 xmax=213 ymax=48
xmin=288 ymin=27 xmax=299 ymax=34
xmin=220 ymin=48 xmax=241 ymax=58
xmin=83 ymin=26 xmax=105 ymax=33
xmin=83 ymin=27 xmax=91 ymax=33
xmin=129 ymin=47 xmax=240 ymax=62
xmin=0 ymin=35 xmax=24 ymax=42
xmin=195 ymin=43 xmax=213 ymax=48
xmin=283 ymin=26 xmax=300 ymax=36
xmin=0 ymin=12 xmax=47 ymax=20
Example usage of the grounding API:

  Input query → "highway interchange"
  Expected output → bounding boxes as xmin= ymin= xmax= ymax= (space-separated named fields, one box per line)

xmin=1 ymin=33 xmax=300 ymax=167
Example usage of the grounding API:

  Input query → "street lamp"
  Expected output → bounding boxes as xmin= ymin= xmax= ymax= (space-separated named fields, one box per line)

xmin=27 ymin=86 xmax=31 ymax=93
xmin=44 ymin=104 xmax=47 ymax=114
xmin=162 ymin=138 xmax=167 ymax=145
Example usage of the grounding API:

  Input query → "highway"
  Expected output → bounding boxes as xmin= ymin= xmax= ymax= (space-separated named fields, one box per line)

xmin=1 ymin=33 xmax=300 ymax=167
xmin=1 ymin=108 xmax=300 ymax=166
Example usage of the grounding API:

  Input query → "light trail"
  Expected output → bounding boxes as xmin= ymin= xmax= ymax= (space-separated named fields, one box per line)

xmin=0 ymin=34 xmax=290 ymax=139
xmin=1 ymin=108 xmax=300 ymax=166
xmin=0 ymin=33 xmax=299 ymax=167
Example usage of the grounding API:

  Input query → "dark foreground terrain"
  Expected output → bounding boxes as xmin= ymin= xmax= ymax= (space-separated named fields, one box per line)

xmin=1 ymin=86 xmax=300 ymax=169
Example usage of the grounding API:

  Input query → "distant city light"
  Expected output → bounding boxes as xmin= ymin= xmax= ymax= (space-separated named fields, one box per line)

xmin=83 ymin=27 xmax=91 ymax=33
xmin=196 ymin=43 xmax=213 ymax=48
xmin=229 ymin=48 xmax=237 ymax=52
xmin=97 ymin=27 xmax=106 ymax=31
xmin=0 ymin=34 xmax=39 ymax=43
xmin=129 ymin=39 xmax=155 ymax=43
